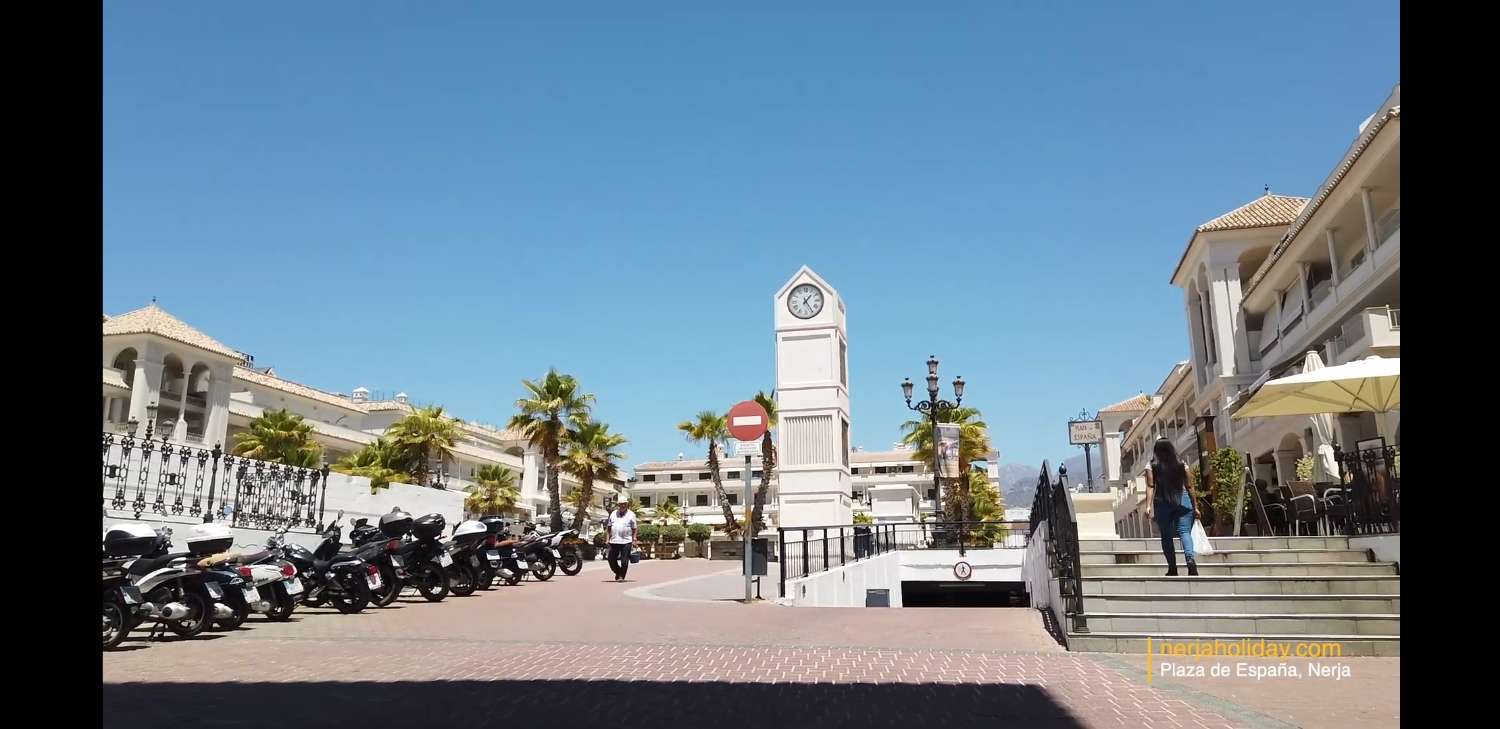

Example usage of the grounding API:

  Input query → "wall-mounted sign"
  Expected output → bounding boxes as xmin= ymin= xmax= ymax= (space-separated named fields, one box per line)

xmin=953 ymin=561 xmax=973 ymax=581
xmin=1068 ymin=419 xmax=1103 ymax=446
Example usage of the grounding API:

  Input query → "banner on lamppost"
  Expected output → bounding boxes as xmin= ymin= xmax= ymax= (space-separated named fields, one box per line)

xmin=935 ymin=423 xmax=961 ymax=479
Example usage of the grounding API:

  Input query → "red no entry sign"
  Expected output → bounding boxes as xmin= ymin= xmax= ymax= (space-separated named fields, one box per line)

xmin=727 ymin=400 xmax=770 ymax=442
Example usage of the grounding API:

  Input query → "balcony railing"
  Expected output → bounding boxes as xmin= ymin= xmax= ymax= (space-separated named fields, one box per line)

xmin=1376 ymin=208 xmax=1400 ymax=246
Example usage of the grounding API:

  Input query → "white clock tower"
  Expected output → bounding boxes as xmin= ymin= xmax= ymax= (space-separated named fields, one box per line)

xmin=773 ymin=266 xmax=852 ymax=528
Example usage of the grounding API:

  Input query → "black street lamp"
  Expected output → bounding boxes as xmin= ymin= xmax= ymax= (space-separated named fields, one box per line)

xmin=902 ymin=355 xmax=966 ymax=554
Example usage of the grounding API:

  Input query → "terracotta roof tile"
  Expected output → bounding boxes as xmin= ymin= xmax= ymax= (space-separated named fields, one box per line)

xmin=1195 ymin=194 xmax=1310 ymax=233
xmin=1100 ymin=393 xmax=1152 ymax=413
xmin=103 ymin=304 xmax=243 ymax=360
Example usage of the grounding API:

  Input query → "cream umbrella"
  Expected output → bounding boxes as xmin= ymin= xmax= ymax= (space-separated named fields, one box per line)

xmin=1232 ymin=355 xmax=1400 ymax=442
xmin=1300 ymin=351 xmax=1341 ymax=481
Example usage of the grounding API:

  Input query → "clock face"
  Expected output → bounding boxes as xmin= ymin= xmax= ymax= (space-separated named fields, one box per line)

xmin=787 ymin=283 xmax=825 ymax=319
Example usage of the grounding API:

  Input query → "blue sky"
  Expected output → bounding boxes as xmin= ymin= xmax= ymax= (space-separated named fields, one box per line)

xmin=103 ymin=3 xmax=1400 ymax=470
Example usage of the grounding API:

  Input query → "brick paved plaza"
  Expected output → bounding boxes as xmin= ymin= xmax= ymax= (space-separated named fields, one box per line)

xmin=103 ymin=559 xmax=1398 ymax=729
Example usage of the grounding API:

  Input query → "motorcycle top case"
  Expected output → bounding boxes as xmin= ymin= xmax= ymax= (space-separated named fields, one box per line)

xmin=380 ymin=510 xmax=414 ymax=538
xmin=185 ymin=523 xmax=235 ymax=556
xmin=103 ymin=523 xmax=162 ymax=557
xmin=411 ymin=513 xmax=446 ymax=540
xmin=479 ymin=516 xmax=511 ymax=536
xmin=452 ymin=520 xmax=489 ymax=547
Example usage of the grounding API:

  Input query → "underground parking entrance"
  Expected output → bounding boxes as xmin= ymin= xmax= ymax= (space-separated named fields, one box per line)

xmin=900 ymin=580 xmax=1029 ymax=608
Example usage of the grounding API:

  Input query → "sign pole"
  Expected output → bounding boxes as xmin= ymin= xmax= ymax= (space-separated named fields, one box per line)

xmin=744 ymin=453 xmax=753 ymax=603
xmin=1083 ymin=443 xmax=1094 ymax=493
xmin=726 ymin=399 xmax=771 ymax=605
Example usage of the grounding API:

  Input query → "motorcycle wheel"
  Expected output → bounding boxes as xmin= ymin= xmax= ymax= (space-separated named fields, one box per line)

xmin=502 ymin=568 xmax=523 ymax=586
xmin=372 ymin=563 xmax=401 ymax=607
xmin=450 ymin=564 xmax=478 ymax=597
xmin=167 ymin=591 xmax=212 ymax=638
xmin=266 ymin=585 xmax=296 ymax=621
xmin=412 ymin=563 xmax=449 ymax=602
xmin=214 ymin=600 xmax=251 ymax=631
xmin=301 ymin=586 xmax=328 ymax=608
xmin=475 ymin=566 xmax=496 ymax=590
xmin=558 ymin=547 xmax=583 ymax=576
xmin=330 ymin=574 xmax=370 ymax=614
xmin=103 ymin=600 xmax=129 ymax=650
xmin=531 ymin=557 xmax=556 ymax=582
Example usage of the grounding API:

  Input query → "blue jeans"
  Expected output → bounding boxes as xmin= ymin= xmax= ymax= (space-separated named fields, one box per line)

xmin=1154 ymin=489 xmax=1196 ymax=570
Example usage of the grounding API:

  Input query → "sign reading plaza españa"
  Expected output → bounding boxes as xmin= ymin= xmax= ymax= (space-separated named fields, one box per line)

xmin=935 ymin=423 xmax=961 ymax=479
xmin=1068 ymin=419 xmax=1103 ymax=446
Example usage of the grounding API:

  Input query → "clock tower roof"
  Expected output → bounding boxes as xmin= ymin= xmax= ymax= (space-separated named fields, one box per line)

xmin=774 ymin=265 xmax=840 ymax=303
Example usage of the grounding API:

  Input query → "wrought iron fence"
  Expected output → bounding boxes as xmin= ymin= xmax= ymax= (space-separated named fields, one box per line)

xmin=777 ymin=520 xmax=1032 ymax=596
xmin=1332 ymin=443 xmax=1399 ymax=535
xmin=102 ymin=431 xmax=329 ymax=532
xmin=1029 ymin=460 xmax=1087 ymax=633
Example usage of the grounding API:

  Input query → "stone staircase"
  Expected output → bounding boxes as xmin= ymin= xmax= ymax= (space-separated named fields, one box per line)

xmin=1064 ymin=536 xmax=1400 ymax=656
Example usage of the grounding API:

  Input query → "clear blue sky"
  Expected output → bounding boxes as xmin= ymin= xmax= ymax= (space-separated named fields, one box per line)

xmin=104 ymin=3 xmax=1400 ymax=470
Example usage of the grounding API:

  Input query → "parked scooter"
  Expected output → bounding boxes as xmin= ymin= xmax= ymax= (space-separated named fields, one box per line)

xmin=196 ymin=527 xmax=303 ymax=622
xmin=517 ymin=523 xmax=559 ymax=581
xmin=104 ymin=524 xmax=230 ymax=640
xmin=102 ymin=554 xmax=150 ymax=650
xmin=442 ymin=520 xmax=492 ymax=596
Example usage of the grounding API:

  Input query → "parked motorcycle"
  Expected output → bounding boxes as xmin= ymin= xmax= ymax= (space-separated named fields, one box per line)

xmin=517 ymin=523 xmax=559 ymax=581
xmin=276 ymin=511 xmax=379 ymax=613
xmin=390 ymin=513 xmax=451 ymax=602
xmin=349 ymin=513 xmax=410 ymax=608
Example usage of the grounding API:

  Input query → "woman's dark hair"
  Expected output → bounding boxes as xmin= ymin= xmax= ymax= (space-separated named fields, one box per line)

xmin=1152 ymin=438 xmax=1188 ymax=501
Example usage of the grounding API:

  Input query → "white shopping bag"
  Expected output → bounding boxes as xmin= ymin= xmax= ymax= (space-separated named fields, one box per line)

xmin=1190 ymin=519 xmax=1215 ymax=556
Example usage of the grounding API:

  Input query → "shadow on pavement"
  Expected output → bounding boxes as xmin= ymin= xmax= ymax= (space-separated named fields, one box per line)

xmin=104 ymin=680 xmax=1088 ymax=728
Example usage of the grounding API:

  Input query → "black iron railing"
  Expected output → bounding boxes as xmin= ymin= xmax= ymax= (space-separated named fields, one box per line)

xmin=102 ymin=431 xmax=329 ymax=532
xmin=1028 ymin=460 xmax=1086 ymax=633
xmin=1332 ymin=443 xmax=1399 ymax=535
xmin=776 ymin=519 xmax=1032 ymax=597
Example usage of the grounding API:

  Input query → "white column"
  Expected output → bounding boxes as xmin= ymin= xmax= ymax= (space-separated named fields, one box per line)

xmin=129 ymin=357 xmax=164 ymax=429
xmin=1360 ymin=187 xmax=1379 ymax=255
xmin=102 ymin=397 xmax=111 ymax=424
xmin=175 ymin=371 xmax=190 ymax=442
xmin=1324 ymin=229 xmax=1341 ymax=287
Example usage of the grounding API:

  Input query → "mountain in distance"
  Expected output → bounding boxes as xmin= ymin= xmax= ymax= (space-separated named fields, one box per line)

xmin=995 ymin=452 xmax=1095 ymax=507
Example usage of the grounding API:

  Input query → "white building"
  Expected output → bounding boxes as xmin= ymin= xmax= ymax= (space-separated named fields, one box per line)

xmin=102 ymin=304 xmax=620 ymax=528
xmin=627 ymin=444 xmax=1001 ymax=527
xmin=1109 ymin=82 xmax=1400 ymax=535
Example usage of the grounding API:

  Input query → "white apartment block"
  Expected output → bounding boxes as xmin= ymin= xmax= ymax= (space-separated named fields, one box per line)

xmin=1107 ymin=82 xmax=1400 ymax=537
xmin=627 ymin=444 xmax=1001 ymax=527
xmin=102 ymin=304 xmax=620 ymax=526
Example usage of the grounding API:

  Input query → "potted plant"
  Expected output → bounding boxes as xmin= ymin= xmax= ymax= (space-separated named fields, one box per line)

xmin=1208 ymin=448 xmax=1247 ymax=537
xmin=687 ymin=523 xmax=712 ymax=558
xmin=637 ymin=523 xmax=661 ymax=560
xmin=659 ymin=524 xmax=687 ymax=559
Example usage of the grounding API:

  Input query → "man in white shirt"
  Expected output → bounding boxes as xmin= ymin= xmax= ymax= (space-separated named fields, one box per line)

xmin=604 ymin=496 xmax=639 ymax=582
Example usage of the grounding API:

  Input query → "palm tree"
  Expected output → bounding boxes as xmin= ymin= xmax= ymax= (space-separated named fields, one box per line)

xmin=900 ymin=406 xmax=993 ymax=524
xmin=677 ymin=410 xmax=740 ymax=535
xmin=561 ymin=420 xmax=628 ymax=533
xmin=509 ymin=369 xmax=596 ymax=532
xmin=563 ymin=485 xmax=592 ymax=520
xmin=652 ymin=498 xmax=682 ymax=525
xmin=465 ymin=465 xmax=519 ymax=517
xmin=331 ymin=437 xmax=413 ymax=491
xmin=749 ymin=390 xmax=778 ymax=537
xmin=969 ymin=467 xmax=1009 ymax=545
xmin=386 ymin=405 xmax=461 ymax=487
xmin=233 ymin=408 xmax=325 ymax=467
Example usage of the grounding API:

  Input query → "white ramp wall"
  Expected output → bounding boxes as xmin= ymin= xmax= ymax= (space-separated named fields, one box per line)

xmin=783 ymin=551 xmax=903 ymax=607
